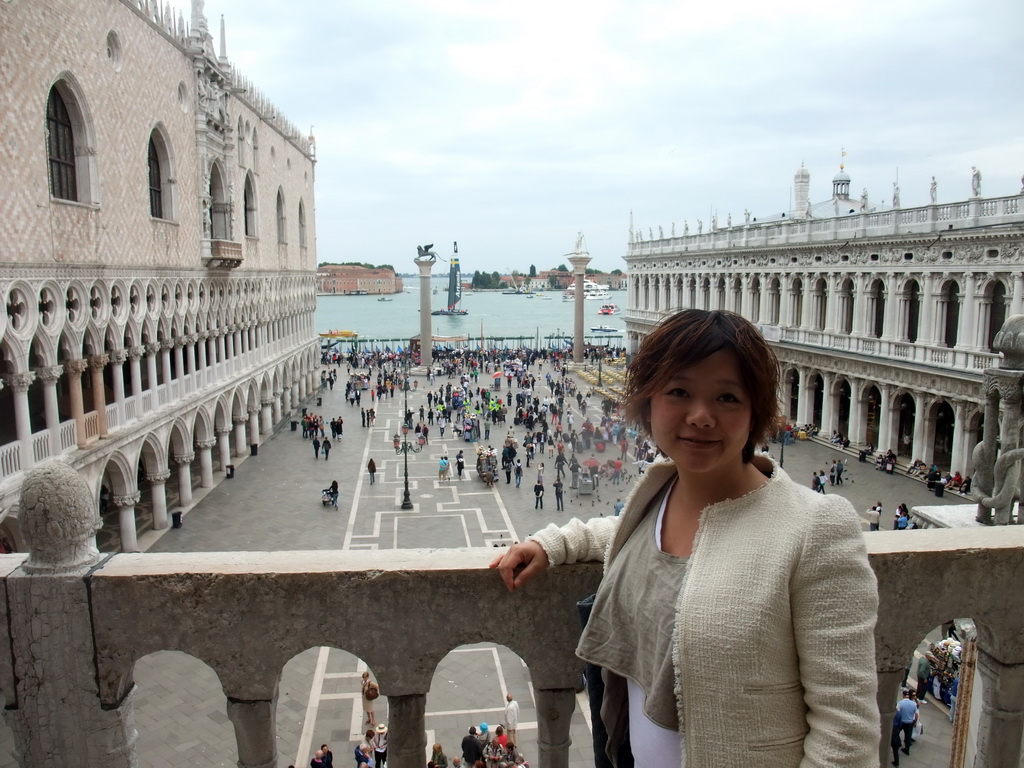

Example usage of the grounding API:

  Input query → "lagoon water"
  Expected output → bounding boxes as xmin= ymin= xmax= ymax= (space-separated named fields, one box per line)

xmin=315 ymin=276 xmax=627 ymax=346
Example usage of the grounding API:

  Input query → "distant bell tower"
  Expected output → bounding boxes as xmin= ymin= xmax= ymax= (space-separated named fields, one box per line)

xmin=794 ymin=162 xmax=810 ymax=219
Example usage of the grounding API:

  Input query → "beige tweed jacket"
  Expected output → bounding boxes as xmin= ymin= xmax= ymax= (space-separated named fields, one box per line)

xmin=531 ymin=455 xmax=879 ymax=768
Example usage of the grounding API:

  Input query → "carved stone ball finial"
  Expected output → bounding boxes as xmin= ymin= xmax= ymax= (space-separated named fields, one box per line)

xmin=20 ymin=463 xmax=100 ymax=573
xmin=992 ymin=314 xmax=1024 ymax=370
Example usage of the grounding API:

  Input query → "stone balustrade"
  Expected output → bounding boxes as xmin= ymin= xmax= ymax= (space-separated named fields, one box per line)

xmin=2 ymin=470 xmax=1024 ymax=768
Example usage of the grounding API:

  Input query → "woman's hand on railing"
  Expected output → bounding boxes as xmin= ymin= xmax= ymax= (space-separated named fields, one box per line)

xmin=489 ymin=541 xmax=549 ymax=593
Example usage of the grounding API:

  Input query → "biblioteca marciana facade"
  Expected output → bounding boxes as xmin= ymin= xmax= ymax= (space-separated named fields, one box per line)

xmin=624 ymin=163 xmax=1024 ymax=478
xmin=0 ymin=0 xmax=320 ymax=552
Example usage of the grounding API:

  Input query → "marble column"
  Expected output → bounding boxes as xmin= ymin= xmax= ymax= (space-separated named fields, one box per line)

xmin=64 ymin=359 xmax=89 ymax=449
xmin=216 ymin=427 xmax=233 ymax=472
xmin=281 ymin=386 xmax=292 ymax=414
xmin=196 ymin=439 xmax=216 ymax=487
xmin=883 ymin=274 xmax=899 ymax=342
xmin=109 ymin=349 xmax=127 ymax=427
xmin=1012 ymin=272 xmax=1024 ymax=318
xmin=88 ymin=354 xmax=109 ymax=438
xmin=877 ymin=385 xmax=894 ymax=454
xmin=160 ymin=342 xmax=173 ymax=399
xmin=6 ymin=372 xmax=37 ymax=470
xmin=226 ymin=699 xmax=277 ymax=768
xmin=819 ymin=372 xmax=835 ymax=435
xmin=196 ymin=331 xmax=209 ymax=388
xmin=145 ymin=342 xmax=160 ymax=396
xmin=568 ymin=252 xmax=592 ymax=364
xmin=113 ymin=491 xmax=141 ymax=552
xmin=414 ymin=255 xmax=434 ymax=369
xmin=960 ymin=273 xmax=978 ymax=352
xmin=852 ymin=274 xmax=869 ymax=337
xmin=387 ymin=693 xmax=427 ymax=768
xmin=248 ymin=408 xmax=261 ymax=448
xmin=37 ymin=365 xmax=63 ymax=457
xmin=146 ymin=470 xmax=171 ymax=531
xmin=797 ymin=368 xmax=814 ymax=426
xmin=127 ymin=346 xmax=144 ymax=403
xmin=260 ymin=399 xmax=273 ymax=435
xmin=272 ymin=392 xmax=282 ymax=424
xmin=174 ymin=453 xmax=195 ymax=508
xmin=233 ymin=417 xmax=248 ymax=457
xmin=950 ymin=401 xmax=969 ymax=477
xmin=973 ymin=647 xmax=1024 ymax=768
xmin=848 ymin=381 xmax=865 ymax=446
xmin=172 ymin=340 xmax=185 ymax=396
xmin=536 ymin=688 xmax=576 ymax=768
xmin=911 ymin=392 xmax=929 ymax=463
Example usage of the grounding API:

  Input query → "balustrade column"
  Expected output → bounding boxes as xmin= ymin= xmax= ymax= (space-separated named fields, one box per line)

xmin=973 ymin=647 xmax=1024 ymax=768
xmin=848 ymin=381 xmax=865 ymax=446
xmin=387 ymin=693 xmax=427 ymax=768
xmin=37 ymin=366 xmax=63 ymax=456
xmin=248 ymin=408 xmax=261 ymax=449
xmin=260 ymin=399 xmax=274 ymax=435
xmin=65 ymin=359 xmax=89 ymax=449
xmin=877 ymin=385 xmax=894 ymax=454
xmin=233 ymin=417 xmax=248 ymax=457
xmin=113 ymin=491 xmax=141 ymax=552
xmin=89 ymin=354 xmax=109 ymax=438
xmin=174 ymin=453 xmax=195 ymax=508
xmin=6 ymin=372 xmax=37 ymax=470
xmin=196 ymin=439 xmax=216 ymax=487
xmin=147 ymin=470 xmax=171 ymax=530
xmin=127 ymin=346 xmax=144 ymax=402
xmin=536 ymin=688 xmax=576 ymax=768
xmin=960 ymin=273 xmax=978 ymax=351
xmin=226 ymin=699 xmax=277 ymax=768
xmin=819 ymin=372 xmax=835 ymax=435
xmin=217 ymin=427 xmax=233 ymax=472
xmin=109 ymin=350 xmax=127 ymax=426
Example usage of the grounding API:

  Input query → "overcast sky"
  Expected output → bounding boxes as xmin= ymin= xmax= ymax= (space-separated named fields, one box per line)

xmin=211 ymin=0 xmax=1022 ymax=275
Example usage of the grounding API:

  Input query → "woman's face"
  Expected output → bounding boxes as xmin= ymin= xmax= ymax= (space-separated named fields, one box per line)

xmin=648 ymin=350 xmax=753 ymax=482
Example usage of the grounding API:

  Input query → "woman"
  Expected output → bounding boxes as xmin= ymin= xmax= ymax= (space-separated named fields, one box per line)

xmin=367 ymin=458 xmax=377 ymax=485
xmin=324 ymin=480 xmax=339 ymax=509
xmin=491 ymin=309 xmax=878 ymax=768
xmin=360 ymin=671 xmax=377 ymax=727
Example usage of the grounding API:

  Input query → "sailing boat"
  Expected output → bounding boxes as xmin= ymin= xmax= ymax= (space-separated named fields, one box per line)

xmin=431 ymin=242 xmax=469 ymax=316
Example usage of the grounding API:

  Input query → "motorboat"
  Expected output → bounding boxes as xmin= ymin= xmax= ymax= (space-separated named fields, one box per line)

xmin=590 ymin=325 xmax=619 ymax=333
xmin=598 ymin=303 xmax=620 ymax=315
xmin=563 ymin=278 xmax=612 ymax=301
xmin=320 ymin=330 xmax=359 ymax=339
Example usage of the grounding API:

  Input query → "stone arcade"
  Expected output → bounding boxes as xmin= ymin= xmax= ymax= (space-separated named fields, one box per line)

xmin=0 ymin=0 xmax=320 ymax=551
xmin=625 ymin=163 xmax=1024 ymax=483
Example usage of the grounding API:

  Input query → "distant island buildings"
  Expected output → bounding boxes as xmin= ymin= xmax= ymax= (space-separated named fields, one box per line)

xmin=316 ymin=265 xmax=404 ymax=295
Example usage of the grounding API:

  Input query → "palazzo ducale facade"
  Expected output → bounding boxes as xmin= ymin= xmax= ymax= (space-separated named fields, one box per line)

xmin=624 ymin=164 xmax=1024 ymax=478
xmin=0 ymin=0 xmax=321 ymax=552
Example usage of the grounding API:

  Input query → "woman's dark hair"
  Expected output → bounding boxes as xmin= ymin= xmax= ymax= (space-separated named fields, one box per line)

xmin=622 ymin=309 xmax=780 ymax=462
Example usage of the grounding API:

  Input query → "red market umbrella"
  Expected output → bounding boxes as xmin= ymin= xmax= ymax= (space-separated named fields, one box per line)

xmin=583 ymin=458 xmax=601 ymax=469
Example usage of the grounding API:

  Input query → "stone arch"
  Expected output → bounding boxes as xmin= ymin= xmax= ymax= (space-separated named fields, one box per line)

xmin=982 ymin=278 xmax=1008 ymax=352
xmin=863 ymin=384 xmax=882 ymax=449
xmin=930 ymin=400 xmax=956 ymax=471
xmin=96 ymin=450 xmax=138 ymax=552
xmin=167 ymin=417 xmax=193 ymax=458
xmin=895 ymin=391 xmax=916 ymax=458
xmin=939 ymin=278 xmax=961 ymax=349
xmin=900 ymin=278 xmax=921 ymax=343
xmin=209 ymin=161 xmax=230 ymax=240
xmin=867 ymin=278 xmax=886 ymax=338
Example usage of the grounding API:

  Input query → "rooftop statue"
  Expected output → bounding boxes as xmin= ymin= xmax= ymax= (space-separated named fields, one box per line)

xmin=972 ymin=166 xmax=982 ymax=197
xmin=930 ymin=176 xmax=938 ymax=204
xmin=416 ymin=244 xmax=437 ymax=261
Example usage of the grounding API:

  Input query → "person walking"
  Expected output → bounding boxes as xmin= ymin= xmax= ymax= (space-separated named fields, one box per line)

xmin=322 ymin=438 xmax=331 ymax=461
xmin=360 ymin=671 xmax=377 ymax=727
xmin=916 ymin=654 xmax=932 ymax=703
xmin=553 ymin=478 xmax=564 ymax=511
xmin=439 ymin=455 xmax=451 ymax=482
xmin=456 ymin=450 xmax=466 ymax=480
xmin=367 ymin=458 xmax=376 ymax=485
xmin=313 ymin=437 xmax=321 ymax=459
xmin=461 ymin=726 xmax=483 ymax=767
xmin=836 ymin=458 xmax=845 ymax=485
xmin=514 ymin=460 xmax=523 ymax=488
xmin=896 ymin=689 xmax=919 ymax=755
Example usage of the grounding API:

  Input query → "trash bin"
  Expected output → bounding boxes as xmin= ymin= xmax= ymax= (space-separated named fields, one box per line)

xmin=302 ymin=407 xmax=307 ymax=417
xmin=250 ymin=443 xmax=258 ymax=456
xmin=226 ymin=464 xmax=235 ymax=479
xmin=317 ymin=396 xmax=322 ymax=406
xmin=935 ymin=484 xmax=945 ymax=498
xmin=171 ymin=511 xmax=183 ymax=529
xmin=291 ymin=420 xmax=298 ymax=432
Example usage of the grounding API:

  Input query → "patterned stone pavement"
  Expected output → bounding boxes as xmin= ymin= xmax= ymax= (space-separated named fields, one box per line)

xmin=0 ymin=360 xmax=969 ymax=767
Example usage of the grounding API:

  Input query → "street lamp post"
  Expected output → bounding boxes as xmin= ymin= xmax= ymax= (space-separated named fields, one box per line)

xmin=393 ymin=376 xmax=424 ymax=510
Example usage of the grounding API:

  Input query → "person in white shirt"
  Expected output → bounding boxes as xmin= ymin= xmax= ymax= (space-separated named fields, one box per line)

xmin=504 ymin=692 xmax=520 ymax=743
